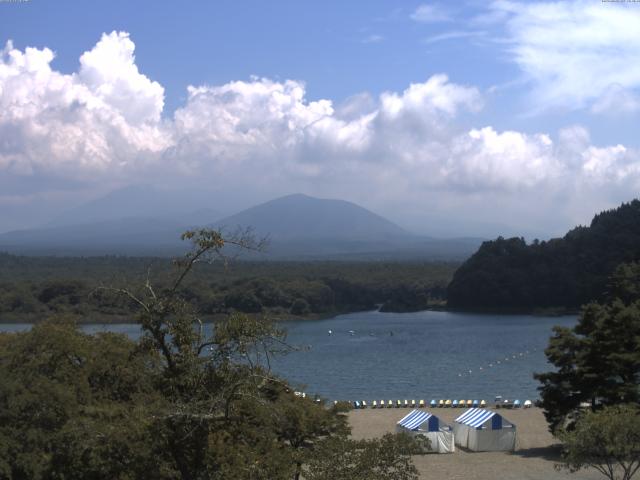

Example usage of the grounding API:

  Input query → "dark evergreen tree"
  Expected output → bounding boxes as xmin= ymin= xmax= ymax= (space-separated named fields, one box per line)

xmin=535 ymin=262 xmax=640 ymax=432
xmin=448 ymin=199 xmax=640 ymax=311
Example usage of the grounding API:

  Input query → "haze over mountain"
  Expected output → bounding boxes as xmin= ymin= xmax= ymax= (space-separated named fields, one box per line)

xmin=0 ymin=218 xmax=188 ymax=256
xmin=0 ymin=193 xmax=482 ymax=259
xmin=49 ymin=185 xmax=224 ymax=227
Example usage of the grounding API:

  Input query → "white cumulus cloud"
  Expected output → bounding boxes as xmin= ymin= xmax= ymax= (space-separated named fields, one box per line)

xmin=78 ymin=31 xmax=165 ymax=124
xmin=0 ymin=32 xmax=170 ymax=178
xmin=0 ymin=31 xmax=639 ymax=236
xmin=446 ymin=127 xmax=559 ymax=191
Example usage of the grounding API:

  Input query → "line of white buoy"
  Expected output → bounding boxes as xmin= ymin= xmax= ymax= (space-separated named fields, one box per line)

xmin=456 ymin=348 xmax=542 ymax=378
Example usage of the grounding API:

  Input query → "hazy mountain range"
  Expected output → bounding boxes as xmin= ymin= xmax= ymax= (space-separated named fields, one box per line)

xmin=49 ymin=185 xmax=223 ymax=227
xmin=0 ymin=189 xmax=483 ymax=259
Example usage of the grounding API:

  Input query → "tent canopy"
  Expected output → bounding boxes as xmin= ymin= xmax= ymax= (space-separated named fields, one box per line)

xmin=455 ymin=408 xmax=511 ymax=429
xmin=453 ymin=408 xmax=516 ymax=451
xmin=397 ymin=409 xmax=440 ymax=432
xmin=397 ymin=410 xmax=455 ymax=453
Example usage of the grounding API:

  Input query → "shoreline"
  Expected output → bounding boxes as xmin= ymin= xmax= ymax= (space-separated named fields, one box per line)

xmin=0 ymin=304 xmax=578 ymax=325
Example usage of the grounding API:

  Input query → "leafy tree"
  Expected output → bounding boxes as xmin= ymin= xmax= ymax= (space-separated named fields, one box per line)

xmin=557 ymin=404 xmax=640 ymax=480
xmin=224 ymin=290 xmax=263 ymax=312
xmin=0 ymin=229 xmax=423 ymax=479
xmin=303 ymin=433 xmax=421 ymax=480
xmin=271 ymin=394 xmax=349 ymax=480
xmin=0 ymin=317 xmax=164 ymax=480
xmin=37 ymin=280 xmax=85 ymax=304
xmin=101 ymin=229 xmax=302 ymax=479
xmin=536 ymin=263 xmax=640 ymax=432
xmin=289 ymin=298 xmax=310 ymax=315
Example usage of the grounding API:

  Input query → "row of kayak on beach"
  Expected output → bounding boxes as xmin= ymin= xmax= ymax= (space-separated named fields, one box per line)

xmin=349 ymin=398 xmax=534 ymax=409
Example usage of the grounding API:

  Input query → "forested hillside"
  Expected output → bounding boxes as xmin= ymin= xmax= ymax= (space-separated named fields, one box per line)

xmin=0 ymin=255 xmax=455 ymax=322
xmin=447 ymin=200 xmax=640 ymax=311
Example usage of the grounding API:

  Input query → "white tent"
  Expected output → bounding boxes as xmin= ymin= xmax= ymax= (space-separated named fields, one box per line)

xmin=453 ymin=408 xmax=516 ymax=452
xmin=396 ymin=409 xmax=455 ymax=453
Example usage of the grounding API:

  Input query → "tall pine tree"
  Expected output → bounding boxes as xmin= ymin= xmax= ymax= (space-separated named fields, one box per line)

xmin=536 ymin=262 xmax=640 ymax=432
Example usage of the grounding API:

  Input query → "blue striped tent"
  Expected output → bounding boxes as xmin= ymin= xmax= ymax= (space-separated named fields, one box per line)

xmin=455 ymin=408 xmax=501 ymax=428
xmin=453 ymin=408 xmax=516 ymax=451
xmin=397 ymin=410 xmax=439 ymax=432
xmin=396 ymin=410 xmax=454 ymax=453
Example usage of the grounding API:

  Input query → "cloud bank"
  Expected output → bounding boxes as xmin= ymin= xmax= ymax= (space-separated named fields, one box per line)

xmin=0 ymin=30 xmax=638 ymax=236
xmin=492 ymin=0 xmax=640 ymax=113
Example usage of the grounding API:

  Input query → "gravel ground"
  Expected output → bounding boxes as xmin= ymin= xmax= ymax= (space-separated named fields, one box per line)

xmin=348 ymin=407 xmax=603 ymax=480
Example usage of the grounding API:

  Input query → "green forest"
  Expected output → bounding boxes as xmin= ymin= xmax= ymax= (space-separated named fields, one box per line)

xmin=0 ymin=253 xmax=456 ymax=323
xmin=0 ymin=230 xmax=423 ymax=479
xmin=447 ymin=199 xmax=640 ymax=311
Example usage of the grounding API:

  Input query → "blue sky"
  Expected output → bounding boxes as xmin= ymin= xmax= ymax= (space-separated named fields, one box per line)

xmin=1 ymin=0 xmax=640 ymax=237
xmin=4 ymin=2 xmax=510 ymax=111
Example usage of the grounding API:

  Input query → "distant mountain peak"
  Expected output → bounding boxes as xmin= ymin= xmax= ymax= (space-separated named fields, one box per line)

xmin=0 ymin=192 xmax=482 ymax=260
xmin=279 ymin=193 xmax=313 ymax=200
xmin=214 ymin=193 xmax=409 ymax=240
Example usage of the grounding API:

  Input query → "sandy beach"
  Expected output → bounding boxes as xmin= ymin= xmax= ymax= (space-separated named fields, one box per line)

xmin=348 ymin=407 xmax=603 ymax=480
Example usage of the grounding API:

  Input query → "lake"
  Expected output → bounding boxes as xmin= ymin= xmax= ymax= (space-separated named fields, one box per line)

xmin=0 ymin=310 xmax=576 ymax=403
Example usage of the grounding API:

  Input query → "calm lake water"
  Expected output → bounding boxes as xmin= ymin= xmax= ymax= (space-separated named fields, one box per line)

xmin=0 ymin=310 xmax=576 ymax=402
